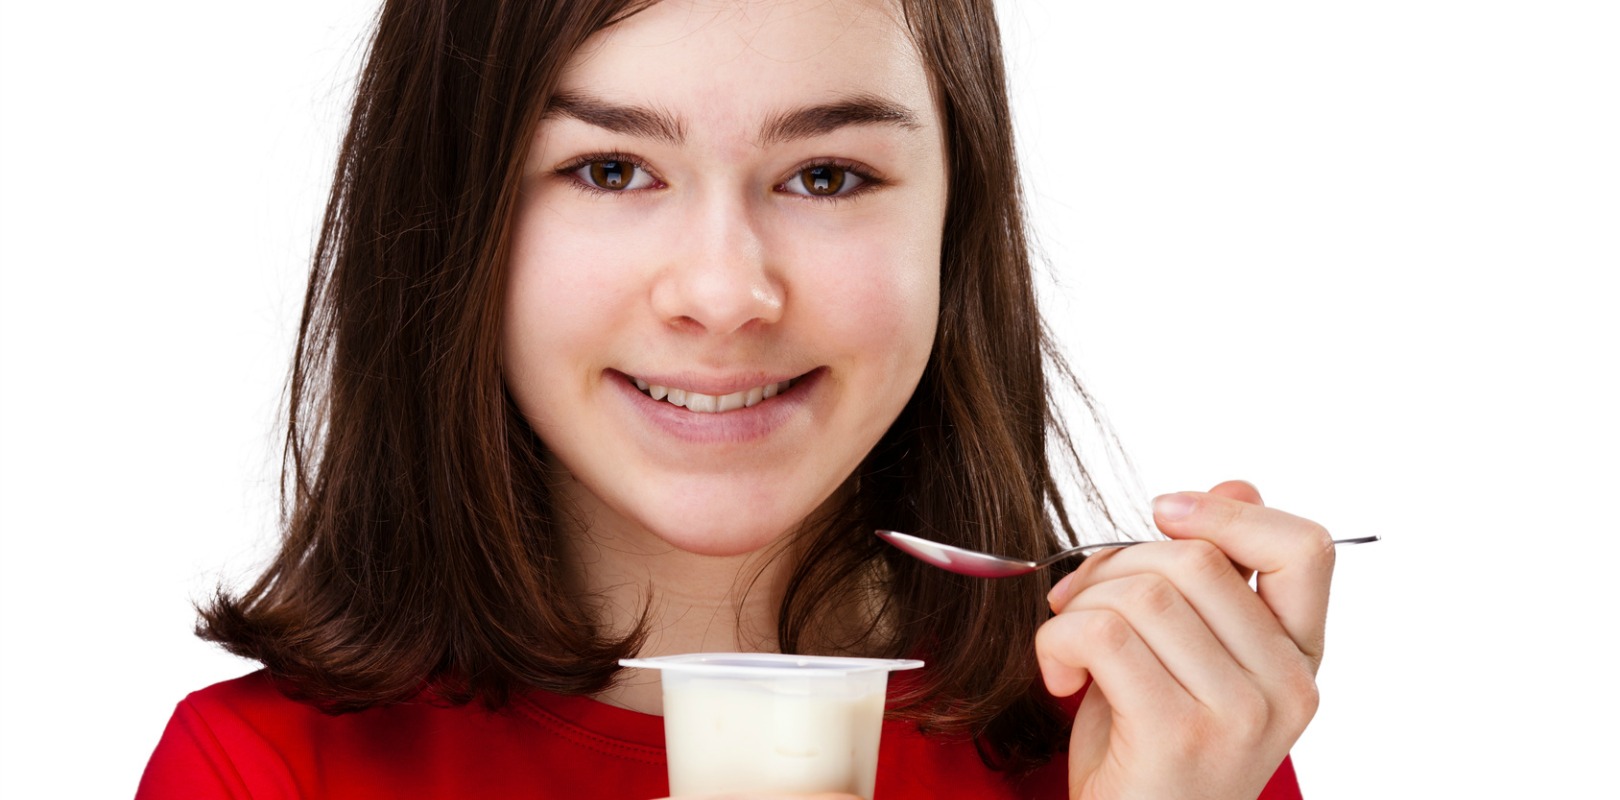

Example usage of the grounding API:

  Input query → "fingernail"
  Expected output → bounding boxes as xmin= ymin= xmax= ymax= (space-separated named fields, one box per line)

xmin=1153 ymin=492 xmax=1197 ymax=521
xmin=1047 ymin=571 xmax=1077 ymax=606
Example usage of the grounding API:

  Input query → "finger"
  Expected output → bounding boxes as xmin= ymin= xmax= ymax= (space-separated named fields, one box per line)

xmin=1036 ymin=607 xmax=1193 ymax=730
xmin=1052 ymin=540 xmax=1303 ymax=680
xmin=1045 ymin=481 xmax=1262 ymax=611
xmin=1204 ymin=483 xmax=1262 ymax=582
xmin=1207 ymin=479 xmax=1263 ymax=506
xmin=1205 ymin=481 xmax=1262 ymax=582
xmin=1152 ymin=492 xmax=1336 ymax=665
xmin=1060 ymin=572 xmax=1256 ymax=706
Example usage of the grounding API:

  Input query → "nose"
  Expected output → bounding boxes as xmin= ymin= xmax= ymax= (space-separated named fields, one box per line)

xmin=650 ymin=193 xmax=784 ymax=335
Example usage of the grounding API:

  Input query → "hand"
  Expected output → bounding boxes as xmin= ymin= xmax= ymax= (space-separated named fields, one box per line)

xmin=1036 ymin=480 xmax=1336 ymax=800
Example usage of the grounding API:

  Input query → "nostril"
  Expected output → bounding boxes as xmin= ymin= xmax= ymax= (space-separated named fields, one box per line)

xmin=648 ymin=254 xmax=785 ymax=335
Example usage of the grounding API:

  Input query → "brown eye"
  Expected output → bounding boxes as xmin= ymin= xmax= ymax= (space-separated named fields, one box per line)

xmin=590 ymin=160 xmax=632 ymax=190
xmin=569 ymin=158 xmax=656 ymax=192
xmin=800 ymin=165 xmax=845 ymax=196
xmin=782 ymin=163 xmax=869 ymax=198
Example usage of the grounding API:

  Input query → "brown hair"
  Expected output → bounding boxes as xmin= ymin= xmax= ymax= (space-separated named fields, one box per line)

xmin=200 ymin=0 xmax=1127 ymax=773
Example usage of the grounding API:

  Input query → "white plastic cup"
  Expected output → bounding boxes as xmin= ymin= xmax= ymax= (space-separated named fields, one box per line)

xmin=618 ymin=653 xmax=924 ymax=799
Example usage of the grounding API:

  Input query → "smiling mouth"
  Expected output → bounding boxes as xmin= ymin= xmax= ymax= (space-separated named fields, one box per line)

xmin=629 ymin=376 xmax=797 ymax=413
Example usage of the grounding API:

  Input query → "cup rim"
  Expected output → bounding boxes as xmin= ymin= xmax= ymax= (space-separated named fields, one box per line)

xmin=619 ymin=652 xmax=924 ymax=678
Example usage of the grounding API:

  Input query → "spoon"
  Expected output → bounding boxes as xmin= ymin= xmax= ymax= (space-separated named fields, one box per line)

xmin=875 ymin=529 xmax=1381 ymax=578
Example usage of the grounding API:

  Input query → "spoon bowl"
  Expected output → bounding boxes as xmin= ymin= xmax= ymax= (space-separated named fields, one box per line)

xmin=875 ymin=529 xmax=1380 ymax=578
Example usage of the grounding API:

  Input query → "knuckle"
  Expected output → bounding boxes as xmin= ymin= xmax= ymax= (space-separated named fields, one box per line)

xmin=1208 ymin=495 xmax=1247 ymax=528
xmin=1297 ymin=681 xmax=1322 ymax=726
xmin=1176 ymin=708 xmax=1239 ymax=762
xmin=1247 ymin=658 xmax=1320 ymax=738
xmin=1310 ymin=521 xmax=1337 ymax=558
xmin=1219 ymin=685 xmax=1272 ymax=744
xmin=1166 ymin=716 xmax=1209 ymax=759
xmin=1078 ymin=609 xmax=1134 ymax=654
xmin=1279 ymin=664 xmax=1322 ymax=728
xmin=1177 ymin=538 xmax=1235 ymax=581
xmin=1294 ymin=518 xmax=1337 ymax=571
xmin=1124 ymin=573 xmax=1180 ymax=616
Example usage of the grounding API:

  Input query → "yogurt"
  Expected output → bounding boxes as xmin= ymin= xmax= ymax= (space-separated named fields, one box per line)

xmin=619 ymin=653 xmax=923 ymax=798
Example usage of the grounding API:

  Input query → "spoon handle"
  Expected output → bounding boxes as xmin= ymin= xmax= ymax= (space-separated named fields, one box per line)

xmin=1036 ymin=534 xmax=1382 ymax=568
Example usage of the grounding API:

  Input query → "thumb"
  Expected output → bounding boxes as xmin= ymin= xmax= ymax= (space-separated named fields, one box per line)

xmin=1191 ymin=479 xmax=1263 ymax=581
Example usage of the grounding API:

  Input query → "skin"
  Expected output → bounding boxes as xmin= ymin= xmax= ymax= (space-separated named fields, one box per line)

xmin=502 ymin=0 xmax=946 ymax=712
xmin=1040 ymin=481 xmax=1336 ymax=799
xmin=656 ymin=481 xmax=1337 ymax=800
xmin=501 ymin=1 xmax=1336 ymax=797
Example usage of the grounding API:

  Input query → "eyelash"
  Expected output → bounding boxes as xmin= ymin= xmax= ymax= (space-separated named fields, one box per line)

xmin=554 ymin=151 xmax=664 ymax=197
xmin=780 ymin=158 xmax=884 ymax=203
xmin=552 ymin=153 xmax=885 ymax=202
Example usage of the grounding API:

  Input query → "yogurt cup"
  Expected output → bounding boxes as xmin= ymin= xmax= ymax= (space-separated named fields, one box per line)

xmin=618 ymin=653 xmax=924 ymax=798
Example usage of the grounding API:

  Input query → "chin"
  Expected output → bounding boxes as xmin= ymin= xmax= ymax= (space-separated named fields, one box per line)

xmin=646 ymin=513 xmax=802 ymax=558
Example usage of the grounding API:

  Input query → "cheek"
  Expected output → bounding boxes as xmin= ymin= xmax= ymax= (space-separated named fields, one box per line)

xmin=502 ymin=192 xmax=651 ymax=371
xmin=509 ymin=198 xmax=609 ymax=309
xmin=792 ymin=216 xmax=941 ymax=369
xmin=503 ymin=212 xmax=617 ymax=421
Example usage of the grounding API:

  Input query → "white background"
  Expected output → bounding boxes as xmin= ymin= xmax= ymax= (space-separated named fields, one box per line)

xmin=2 ymin=1 xmax=1615 ymax=797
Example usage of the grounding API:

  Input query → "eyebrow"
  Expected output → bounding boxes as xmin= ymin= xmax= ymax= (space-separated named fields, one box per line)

xmin=546 ymin=90 xmax=685 ymax=144
xmin=542 ymin=91 xmax=922 ymax=147
xmin=757 ymin=94 xmax=922 ymax=146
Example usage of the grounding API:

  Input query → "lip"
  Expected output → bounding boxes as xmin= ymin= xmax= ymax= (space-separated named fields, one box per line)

xmin=609 ymin=367 xmax=823 ymax=445
xmin=617 ymin=370 xmax=803 ymax=397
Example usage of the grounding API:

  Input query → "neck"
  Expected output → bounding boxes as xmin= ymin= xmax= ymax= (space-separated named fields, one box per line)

xmin=562 ymin=497 xmax=800 ymax=715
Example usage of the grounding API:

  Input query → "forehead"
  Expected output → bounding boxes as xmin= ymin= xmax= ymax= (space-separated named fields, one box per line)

xmin=558 ymin=0 xmax=933 ymax=133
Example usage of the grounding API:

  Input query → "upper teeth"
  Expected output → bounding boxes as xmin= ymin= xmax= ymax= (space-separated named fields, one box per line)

xmin=632 ymin=377 xmax=792 ymax=412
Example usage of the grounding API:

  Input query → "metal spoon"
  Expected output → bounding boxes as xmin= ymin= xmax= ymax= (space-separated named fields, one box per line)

xmin=875 ymin=529 xmax=1381 ymax=578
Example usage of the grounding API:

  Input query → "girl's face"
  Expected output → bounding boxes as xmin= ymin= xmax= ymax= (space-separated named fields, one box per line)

xmin=503 ymin=0 xmax=946 ymax=556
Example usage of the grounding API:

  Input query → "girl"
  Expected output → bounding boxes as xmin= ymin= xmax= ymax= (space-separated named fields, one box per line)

xmin=138 ymin=0 xmax=1336 ymax=797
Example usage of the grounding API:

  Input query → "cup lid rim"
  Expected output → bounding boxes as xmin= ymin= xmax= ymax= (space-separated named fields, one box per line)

xmin=618 ymin=652 xmax=924 ymax=677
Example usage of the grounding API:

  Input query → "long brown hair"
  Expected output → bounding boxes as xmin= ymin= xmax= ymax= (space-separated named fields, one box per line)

xmin=200 ymin=0 xmax=1127 ymax=773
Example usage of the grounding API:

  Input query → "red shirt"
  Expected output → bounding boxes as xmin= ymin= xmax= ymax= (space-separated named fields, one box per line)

xmin=136 ymin=672 xmax=1301 ymax=798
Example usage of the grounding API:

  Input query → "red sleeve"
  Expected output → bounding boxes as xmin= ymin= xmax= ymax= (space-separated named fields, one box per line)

xmin=135 ymin=699 xmax=249 ymax=799
xmin=1015 ymin=754 xmax=1300 ymax=799
xmin=1259 ymin=754 xmax=1303 ymax=799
